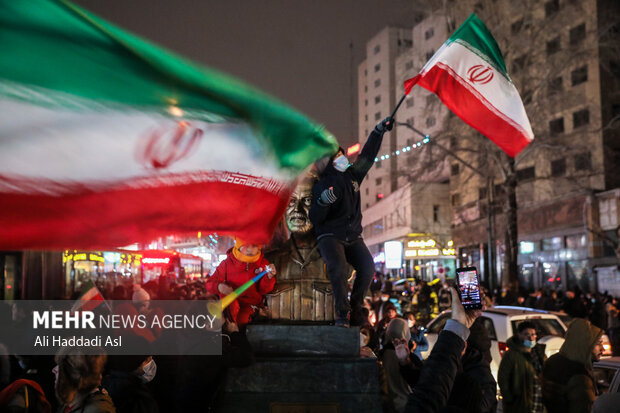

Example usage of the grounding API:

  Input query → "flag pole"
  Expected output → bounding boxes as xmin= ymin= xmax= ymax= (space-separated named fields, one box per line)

xmin=389 ymin=94 xmax=407 ymax=120
xmin=390 ymin=74 xmax=420 ymax=120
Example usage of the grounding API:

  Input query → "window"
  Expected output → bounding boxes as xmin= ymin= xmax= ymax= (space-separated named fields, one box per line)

xmin=451 ymin=193 xmax=460 ymax=206
xmin=377 ymin=160 xmax=382 ymax=168
xmin=365 ymin=203 xmax=369 ymax=209
xmin=364 ymin=86 xmax=368 ymax=92
xmin=425 ymin=28 xmax=435 ymax=40
xmin=571 ymin=66 xmax=588 ymax=86
xmin=566 ymin=234 xmax=586 ymax=249
xmin=546 ymin=37 xmax=560 ymax=55
xmin=374 ymin=63 xmax=381 ymax=73
xmin=374 ymin=44 xmax=381 ymax=54
xmin=511 ymin=19 xmax=523 ymax=34
xmin=545 ymin=0 xmax=560 ymax=17
xmin=574 ymin=152 xmax=592 ymax=171
xmin=403 ymin=39 xmax=412 ymax=47
xmin=549 ymin=117 xmax=565 ymax=135
xmin=364 ymin=114 xmax=368 ymax=121
xmin=512 ymin=55 xmax=526 ymax=73
xmin=426 ymin=50 xmax=435 ymax=60
xmin=406 ymin=117 xmax=415 ymax=126
xmin=406 ymin=138 xmax=414 ymax=147
xmin=450 ymin=137 xmax=458 ymax=149
xmin=364 ymin=99 xmax=368 ymax=107
xmin=451 ymin=164 xmax=460 ymax=176
xmin=479 ymin=187 xmax=488 ymax=200
xmin=516 ymin=166 xmax=535 ymax=182
xmin=433 ymin=205 xmax=440 ymax=222
xmin=426 ymin=95 xmax=435 ymax=105
xmin=365 ymin=188 xmax=369 ymax=195
xmin=406 ymin=98 xmax=414 ymax=108
xmin=405 ymin=60 xmax=414 ymax=70
xmin=426 ymin=117 xmax=436 ymax=127
xmin=374 ymin=79 xmax=381 ymax=88
xmin=542 ymin=236 xmax=563 ymax=251
xmin=573 ymin=108 xmax=590 ymax=128
xmin=375 ymin=178 xmax=382 ymax=185
xmin=569 ymin=23 xmax=586 ymax=45
xmin=364 ymin=69 xmax=367 ymax=76
xmin=548 ymin=76 xmax=562 ymax=95
xmin=374 ymin=112 xmax=381 ymax=121
xmin=374 ymin=95 xmax=381 ymax=104
xmin=551 ymin=158 xmax=566 ymax=176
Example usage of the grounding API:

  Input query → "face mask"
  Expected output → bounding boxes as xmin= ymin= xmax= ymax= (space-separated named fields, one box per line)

xmin=140 ymin=359 xmax=157 ymax=383
xmin=333 ymin=155 xmax=350 ymax=172
xmin=381 ymin=296 xmax=389 ymax=302
xmin=408 ymin=320 xmax=415 ymax=328
xmin=523 ymin=340 xmax=536 ymax=348
xmin=360 ymin=333 xmax=369 ymax=347
xmin=395 ymin=343 xmax=409 ymax=361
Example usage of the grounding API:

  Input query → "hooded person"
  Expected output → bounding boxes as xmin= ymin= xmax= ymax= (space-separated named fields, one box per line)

xmin=381 ymin=318 xmax=417 ymax=413
xmin=205 ymin=237 xmax=276 ymax=325
xmin=308 ymin=117 xmax=393 ymax=328
xmin=542 ymin=318 xmax=604 ymax=413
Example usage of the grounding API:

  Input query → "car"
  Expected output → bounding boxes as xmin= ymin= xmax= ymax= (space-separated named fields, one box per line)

xmin=391 ymin=278 xmax=416 ymax=293
xmin=593 ymin=356 xmax=620 ymax=394
xmin=421 ymin=306 xmax=568 ymax=384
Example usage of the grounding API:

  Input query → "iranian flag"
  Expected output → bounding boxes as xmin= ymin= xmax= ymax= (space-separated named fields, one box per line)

xmin=404 ymin=13 xmax=534 ymax=157
xmin=71 ymin=280 xmax=105 ymax=312
xmin=0 ymin=0 xmax=337 ymax=249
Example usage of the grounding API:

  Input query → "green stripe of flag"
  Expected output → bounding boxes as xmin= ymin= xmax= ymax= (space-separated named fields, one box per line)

xmin=448 ymin=13 xmax=508 ymax=76
xmin=0 ymin=0 xmax=338 ymax=173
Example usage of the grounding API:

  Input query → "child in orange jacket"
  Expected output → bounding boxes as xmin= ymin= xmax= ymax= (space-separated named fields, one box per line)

xmin=206 ymin=238 xmax=276 ymax=325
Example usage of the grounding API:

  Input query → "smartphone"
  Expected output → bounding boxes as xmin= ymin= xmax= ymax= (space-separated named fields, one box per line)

xmin=455 ymin=266 xmax=483 ymax=310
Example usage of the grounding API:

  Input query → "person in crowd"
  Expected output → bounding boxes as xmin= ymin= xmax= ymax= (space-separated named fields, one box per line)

xmin=382 ymin=318 xmax=416 ymax=413
xmin=498 ymin=321 xmax=547 ymax=413
xmin=563 ymin=288 xmax=588 ymax=318
xmin=437 ymin=283 xmax=452 ymax=313
xmin=102 ymin=343 xmax=158 ymax=413
xmin=605 ymin=296 xmax=620 ymax=343
xmin=461 ymin=319 xmax=497 ymax=413
xmin=402 ymin=312 xmax=428 ymax=361
xmin=376 ymin=302 xmax=399 ymax=347
xmin=308 ymin=117 xmax=393 ymax=327
xmin=542 ymin=318 xmax=604 ymax=413
xmin=359 ymin=326 xmax=377 ymax=358
xmin=404 ymin=288 xmax=482 ymax=413
xmin=53 ymin=348 xmax=115 ymax=413
xmin=205 ymin=237 xmax=276 ymax=326
xmin=0 ymin=378 xmax=51 ymax=412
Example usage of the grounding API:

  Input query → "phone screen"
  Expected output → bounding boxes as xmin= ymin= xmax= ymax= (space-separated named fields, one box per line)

xmin=456 ymin=267 xmax=482 ymax=309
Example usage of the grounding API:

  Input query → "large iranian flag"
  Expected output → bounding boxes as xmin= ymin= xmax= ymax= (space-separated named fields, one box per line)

xmin=0 ymin=0 xmax=337 ymax=249
xmin=404 ymin=13 xmax=534 ymax=157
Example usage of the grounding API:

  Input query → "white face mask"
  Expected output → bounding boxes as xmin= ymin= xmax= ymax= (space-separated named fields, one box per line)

xmin=408 ymin=320 xmax=415 ymax=328
xmin=140 ymin=359 xmax=157 ymax=383
xmin=381 ymin=296 xmax=389 ymax=302
xmin=333 ymin=154 xmax=350 ymax=172
xmin=395 ymin=343 xmax=409 ymax=361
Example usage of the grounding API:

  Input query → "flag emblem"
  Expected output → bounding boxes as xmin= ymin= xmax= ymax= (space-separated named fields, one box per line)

xmin=467 ymin=65 xmax=494 ymax=85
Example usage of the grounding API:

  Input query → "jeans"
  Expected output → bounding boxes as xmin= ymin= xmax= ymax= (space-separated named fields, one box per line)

xmin=318 ymin=236 xmax=374 ymax=321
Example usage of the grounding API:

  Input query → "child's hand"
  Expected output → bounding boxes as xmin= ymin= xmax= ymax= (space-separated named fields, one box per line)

xmin=266 ymin=264 xmax=276 ymax=279
xmin=218 ymin=283 xmax=234 ymax=295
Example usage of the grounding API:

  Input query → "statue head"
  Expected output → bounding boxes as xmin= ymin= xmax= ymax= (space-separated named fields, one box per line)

xmin=285 ymin=171 xmax=318 ymax=235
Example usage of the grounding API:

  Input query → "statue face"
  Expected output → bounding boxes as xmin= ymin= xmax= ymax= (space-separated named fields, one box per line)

xmin=285 ymin=179 xmax=314 ymax=234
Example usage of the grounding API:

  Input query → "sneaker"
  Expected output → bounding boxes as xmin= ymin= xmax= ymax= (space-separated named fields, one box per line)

xmin=335 ymin=318 xmax=350 ymax=328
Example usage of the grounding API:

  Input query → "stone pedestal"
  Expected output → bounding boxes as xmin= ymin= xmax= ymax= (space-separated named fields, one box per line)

xmin=218 ymin=325 xmax=382 ymax=413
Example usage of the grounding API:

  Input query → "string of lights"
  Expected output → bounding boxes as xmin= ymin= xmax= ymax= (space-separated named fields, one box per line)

xmin=373 ymin=133 xmax=431 ymax=163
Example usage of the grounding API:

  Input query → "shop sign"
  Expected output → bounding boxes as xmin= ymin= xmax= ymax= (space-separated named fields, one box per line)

xmin=384 ymin=241 xmax=403 ymax=269
xmin=407 ymin=239 xmax=436 ymax=248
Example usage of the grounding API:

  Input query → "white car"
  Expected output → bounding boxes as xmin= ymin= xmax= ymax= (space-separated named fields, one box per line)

xmin=421 ymin=306 xmax=568 ymax=384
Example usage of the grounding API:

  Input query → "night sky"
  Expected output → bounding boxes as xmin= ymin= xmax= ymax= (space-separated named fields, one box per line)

xmin=75 ymin=0 xmax=421 ymax=148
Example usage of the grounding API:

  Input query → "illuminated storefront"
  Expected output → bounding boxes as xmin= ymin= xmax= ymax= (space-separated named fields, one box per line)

xmin=403 ymin=238 xmax=456 ymax=281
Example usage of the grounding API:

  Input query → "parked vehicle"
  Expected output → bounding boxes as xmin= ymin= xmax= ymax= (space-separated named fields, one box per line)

xmin=421 ymin=306 xmax=568 ymax=383
xmin=593 ymin=356 xmax=620 ymax=394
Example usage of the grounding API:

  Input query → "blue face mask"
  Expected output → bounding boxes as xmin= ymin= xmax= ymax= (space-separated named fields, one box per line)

xmin=523 ymin=340 xmax=536 ymax=348
xmin=333 ymin=155 xmax=350 ymax=172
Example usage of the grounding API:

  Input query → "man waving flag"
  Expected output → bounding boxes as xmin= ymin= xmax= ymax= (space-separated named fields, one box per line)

xmin=403 ymin=13 xmax=534 ymax=157
xmin=0 ymin=0 xmax=337 ymax=249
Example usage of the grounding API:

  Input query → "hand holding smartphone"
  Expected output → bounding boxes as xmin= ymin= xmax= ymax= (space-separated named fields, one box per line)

xmin=455 ymin=266 xmax=483 ymax=310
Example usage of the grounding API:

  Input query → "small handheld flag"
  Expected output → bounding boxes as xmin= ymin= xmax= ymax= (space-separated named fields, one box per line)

xmin=207 ymin=269 xmax=269 ymax=318
xmin=401 ymin=14 xmax=534 ymax=157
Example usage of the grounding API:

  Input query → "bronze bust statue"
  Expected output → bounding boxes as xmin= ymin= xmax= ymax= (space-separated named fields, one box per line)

xmin=265 ymin=171 xmax=334 ymax=321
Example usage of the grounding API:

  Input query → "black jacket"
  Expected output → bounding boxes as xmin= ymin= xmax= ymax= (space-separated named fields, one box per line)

xmin=309 ymin=128 xmax=384 ymax=241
